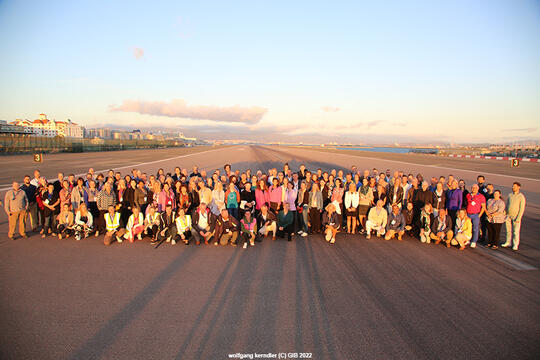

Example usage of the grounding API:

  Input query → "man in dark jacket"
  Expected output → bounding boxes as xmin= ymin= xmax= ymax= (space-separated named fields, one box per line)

xmin=402 ymin=202 xmax=415 ymax=236
xmin=430 ymin=208 xmax=453 ymax=246
xmin=157 ymin=204 xmax=176 ymax=243
xmin=214 ymin=209 xmax=239 ymax=246
xmin=257 ymin=204 xmax=277 ymax=240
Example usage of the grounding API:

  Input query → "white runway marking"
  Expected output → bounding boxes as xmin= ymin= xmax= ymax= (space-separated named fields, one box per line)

xmin=0 ymin=147 xmax=228 ymax=191
xmin=292 ymin=147 xmax=540 ymax=182
xmin=477 ymin=245 xmax=537 ymax=271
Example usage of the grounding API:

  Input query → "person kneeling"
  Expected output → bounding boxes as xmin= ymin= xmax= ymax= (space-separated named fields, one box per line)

xmin=193 ymin=202 xmax=215 ymax=245
xmin=214 ymin=209 xmax=239 ymax=246
xmin=430 ymin=208 xmax=453 ymax=247
xmin=74 ymin=203 xmax=93 ymax=241
xmin=257 ymin=204 xmax=277 ymax=240
xmin=174 ymin=207 xmax=196 ymax=245
xmin=56 ymin=203 xmax=74 ymax=239
xmin=322 ymin=203 xmax=340 ymax=244
xmin=240 ymin=211 xmax=257 ymax=248
xmin=366 ymin=200 xmax=387 ymax=239
xmin=454 ymin=209 xmax=472 ymax=250
xmin=418 ymin=204 xmax=434 ymax=244
xmin=385 ymin=204 xmax=405 ymax=240
xmin=144 ymin=205 xmax=160 ymax=242
xmin=157 ymin=204 xmax=176 ymax=244
xmin=104 ymin=205 xmax=126 ymax=245
xmin=277 ymin=203 xmax=294 ymax=241
xmin=124 ymin=207 xmax=144 ymax=243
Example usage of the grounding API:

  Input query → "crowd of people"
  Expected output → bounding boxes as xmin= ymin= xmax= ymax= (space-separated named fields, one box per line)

xmin=4 ymin=163 xmax=526 ymax=251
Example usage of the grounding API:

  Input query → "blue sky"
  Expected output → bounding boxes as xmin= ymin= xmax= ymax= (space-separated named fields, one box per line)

xmin=1 ymin=0 xmax=539 ymax=144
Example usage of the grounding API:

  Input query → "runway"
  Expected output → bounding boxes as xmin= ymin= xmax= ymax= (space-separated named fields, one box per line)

xmin=1 ymin=145 xmax=539 ymax=360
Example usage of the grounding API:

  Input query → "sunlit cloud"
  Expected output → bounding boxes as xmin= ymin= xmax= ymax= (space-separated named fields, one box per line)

xmin=321 ymin=106 xmax=340 ymax=112
xmin=109 ymin=99 xmax=268 ymax=124
xmin=504 ymin=127 xmax=538 ymax=132
xmin=133 ymin=47 xmax=144 ymax=59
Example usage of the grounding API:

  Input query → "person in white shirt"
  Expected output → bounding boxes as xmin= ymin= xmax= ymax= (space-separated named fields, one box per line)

xmin=344 ymin=183 xmax=359 ymax=234
xmin=366 ymin=200 xmax=388 ymax=239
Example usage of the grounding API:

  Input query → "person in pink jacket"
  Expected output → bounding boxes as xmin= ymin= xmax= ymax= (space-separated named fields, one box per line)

xmin=255 ymin=179 xmax=270 ymax=211
xmin=268 ymin=178 xmax=282 ymax=212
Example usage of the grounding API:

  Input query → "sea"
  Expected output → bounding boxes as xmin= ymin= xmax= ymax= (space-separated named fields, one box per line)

xmin=335 ymin=147 xmax=438 ymax=154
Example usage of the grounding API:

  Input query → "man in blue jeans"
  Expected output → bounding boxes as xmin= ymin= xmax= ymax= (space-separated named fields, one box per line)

xmin=466 ymin=184 xmax=486 ymax=248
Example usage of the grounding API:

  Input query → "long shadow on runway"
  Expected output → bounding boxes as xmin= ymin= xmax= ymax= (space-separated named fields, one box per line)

xmin=295 ymin=238 xmax=338 ymax=358
xmin=67 ymin=249 xmax=196 ymax=360
xmin=173 ymin=249 xmax=245 ymax=359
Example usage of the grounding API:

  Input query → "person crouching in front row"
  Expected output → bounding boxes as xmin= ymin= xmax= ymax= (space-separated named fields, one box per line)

xmin=240 ymin=210 xmax=257 ymax=248
xmin=144 ymin=205 xmax=160 ymax=242
xmin=193 ymin=202 xmax=215 ymax=245
xmin=74 ymin=203 xmax=93 ymax=241
xmin=56 ymin=203 xmax=74 ymax=239
xmin=322 ymin=203 xmax=340 ymax=244
xmin=157 ymin=204 xmax=176 ymax=244
xmin=174 ymin=207 xmax=197 ymax=245
xmin=430 ymin=208 xmax=453 ymax=247
xmin=277 ymin=202 xmax=294 ymax=241
xmin=454 ymin=209 xmax=472 ymax=250
xmin=103 ymin=205 xmax=125 ymax=245
xmin=124 ymin=207 xmax=144 ymax=242
xmin=366 ymin=200 xmax=387 ymax=239
xmin=214 ymin=209 xmax=239 ymax=246
xmin=257 ymin=204 xmax=277 ymax=240
xmin=385 ymin=204 xmax=405 ymax=241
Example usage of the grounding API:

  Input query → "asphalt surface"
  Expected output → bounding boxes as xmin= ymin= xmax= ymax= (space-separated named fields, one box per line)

xmin=1 ymin=145 xmax=539 ymax=360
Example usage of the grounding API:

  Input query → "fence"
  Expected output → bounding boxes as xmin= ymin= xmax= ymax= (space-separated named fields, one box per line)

xmin=0 ymin=134 xmax=186 ymax=154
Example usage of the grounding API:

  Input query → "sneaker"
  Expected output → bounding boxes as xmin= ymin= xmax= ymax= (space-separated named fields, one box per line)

xmin=501 ymin=243 xmax=510 ymax=248
xmin=76 ymin=235 xmax=81 ymax=241
xmin=325 ymin=232 xmax=332 ymax=242
xmin=166 ymin=236 xmax=171 ymax=243
xmin=470 ymin=242 xmax=476 ymax=248
xmin=137 ymin=234 xmax=142 ymax=240
xmin=301 ymin=232 xmax=308 ymax=237
xmin=95 ymin=231 xmax=99 ymax=237
xmin=116 ymin=236 xmax=122 ymax=243
xmin=366 ymin=234 xmax=371 ymax=239
xmin=171 ymin=239 xmax=176 ymax=245
xmin=420 ymin=237 xmax=426 ymax=243
xmin=330 ymin=237 xmax=335 ymax=244
xmin=297 ymin=230 xmax=303 ymax=235
xmin=250 ymin=241 xmax=255 ymax=246
xmin=243 ymin=243 xmax=248 ymax=249
xmin=512 ymin=246 xmax=518 ymax=251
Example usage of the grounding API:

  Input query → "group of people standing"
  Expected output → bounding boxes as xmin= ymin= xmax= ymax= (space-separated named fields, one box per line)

xmin=4 ymin=163 xmax=526 ymax=251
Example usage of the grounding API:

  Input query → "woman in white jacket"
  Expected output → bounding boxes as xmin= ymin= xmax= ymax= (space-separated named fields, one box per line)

xmin=344 ymin=183 xmax=360 ymax=234
xmin=125 ymin=207 xmax=144 ymax=242
xmin=74 ymin=203 xmax=93 ymax=241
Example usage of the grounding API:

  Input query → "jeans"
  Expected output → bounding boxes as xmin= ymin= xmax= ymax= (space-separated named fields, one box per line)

xmin=505 ymin=218 xmax=521 ymax=249
xmin=301 ymin=205 xmax=309 ymax=233
xmin=468 ymin=213 xmax=480 ymax=244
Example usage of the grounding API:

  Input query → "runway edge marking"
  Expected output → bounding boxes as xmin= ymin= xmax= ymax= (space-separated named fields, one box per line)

xmin=477 ymin=246 xmax=537 ymax=271
xmin=0 ymin=147 xmax=230 ymax=191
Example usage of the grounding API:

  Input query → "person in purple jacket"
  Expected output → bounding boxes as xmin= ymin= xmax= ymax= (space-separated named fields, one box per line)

xmin=446 ymin=180 xmax=462 ymax=226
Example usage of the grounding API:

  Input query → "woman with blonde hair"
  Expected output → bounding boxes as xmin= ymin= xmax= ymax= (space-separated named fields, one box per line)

xmin=322 ymin=202 xmax=340 ymax=243
xmin=344 ymin=182 xmax=359 ymax=234
xmin=74 ymin=203 xmax=93 ymax=241
xmin=211 ymin=181 xmax=225 ymax=216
